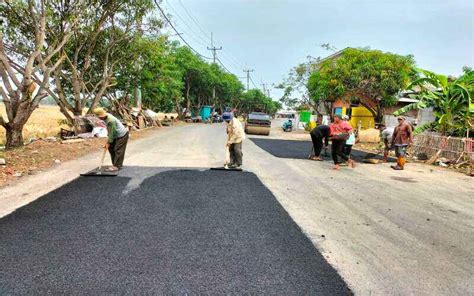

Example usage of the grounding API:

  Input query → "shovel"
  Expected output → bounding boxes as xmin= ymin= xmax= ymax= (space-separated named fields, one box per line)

xmin=224 ymin=144 xmax=230 ymax=169
xmin=210 ymin=144 xmax=242 ymax=171
xmin=80 ymin=147 xmax=117 ymax=177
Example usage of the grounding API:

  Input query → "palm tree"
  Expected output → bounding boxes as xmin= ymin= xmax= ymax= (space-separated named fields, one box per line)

xmin=394 ymin=68 xmax=473 ymax=137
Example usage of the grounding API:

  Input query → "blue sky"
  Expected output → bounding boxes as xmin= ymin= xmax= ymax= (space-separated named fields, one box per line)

xmin=162 ymin=0 xmax=474 ymax=98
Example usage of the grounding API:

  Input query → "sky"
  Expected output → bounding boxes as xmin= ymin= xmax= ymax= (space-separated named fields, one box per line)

xmin=162 ymin=0 xmax=474 ymax=98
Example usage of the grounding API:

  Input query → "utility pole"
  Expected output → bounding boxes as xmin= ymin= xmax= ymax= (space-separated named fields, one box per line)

xmin=243 ymin=68 xmax=254 ymax=91
xmin=207 ymin=33 xmax=222 ymax=64
xmin=207 ymin=33 xmax=222 ymax=104
xmin=261 ymin=82 xmax=271 ymax=97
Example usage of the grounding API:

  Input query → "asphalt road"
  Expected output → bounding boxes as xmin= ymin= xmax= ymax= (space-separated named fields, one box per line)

xmin=249 ymin=138 xmax=393 ymax=162
xmin=0 ymin=168 xmax=350 ymax=294
xmin=1 ymin=121 xmax=473 ymax=295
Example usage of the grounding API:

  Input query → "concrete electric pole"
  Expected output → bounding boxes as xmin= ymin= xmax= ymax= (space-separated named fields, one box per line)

xmin=207 ymin=33 xmax=222 ymax=104
xmin=243 ymin=69 xmax=254 ymax=91
xmin=207 ymin=33 xmax=222 ymax=64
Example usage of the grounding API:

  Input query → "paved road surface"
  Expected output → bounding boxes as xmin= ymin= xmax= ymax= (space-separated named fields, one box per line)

xmin=1 ymin=122 xmax=473 ymax=295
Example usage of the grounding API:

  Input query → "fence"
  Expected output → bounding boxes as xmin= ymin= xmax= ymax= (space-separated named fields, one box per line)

xmin=412 ymin=133 xmax=474 ymax=163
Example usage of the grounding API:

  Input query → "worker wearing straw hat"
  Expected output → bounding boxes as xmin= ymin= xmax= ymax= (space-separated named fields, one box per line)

xmin=93 ymin=108 xmax=129 ymax=171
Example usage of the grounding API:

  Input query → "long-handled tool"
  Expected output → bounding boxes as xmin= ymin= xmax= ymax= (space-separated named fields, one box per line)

xmin=93 ymin=147 xmax=107 ymax=175
xmin=211 ymin=134 xmax=243 ymax=172
xmin=211 ymin=144 xmax=242 ymax=171
xmin=224 ymin=144 xmax=230 ymax=169
xmin=308 ymin=145 xmax=329 ymax=159
xmin=80 ymin=147 xmax=117 ymax=177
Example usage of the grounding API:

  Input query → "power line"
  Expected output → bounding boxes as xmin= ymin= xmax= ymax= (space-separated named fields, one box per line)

xmin=164 ymin=0 xmax=210 ymax=47
xmin=220 ymin=51 xmax=244 ymax=72
xmin=178 ymin=0 xmax=211 ymax=41
xmin=172 ymin=0 xmax=245 ymax=75
xmin=159 ymin=0 xmax=259 ymax=91
xmin=154 ymin=0 xmax=212 ymax=60
xmin=216 ymin=57 xmax=232 ymax=73
xmin=207 ymin=32 xmax=222 ymax=64
xmin=249 ymin=75 xmax=258 ymax=90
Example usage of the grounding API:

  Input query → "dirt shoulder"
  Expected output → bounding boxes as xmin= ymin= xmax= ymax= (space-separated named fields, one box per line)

xmin=0 ymin=126 xmax=169 ymax=188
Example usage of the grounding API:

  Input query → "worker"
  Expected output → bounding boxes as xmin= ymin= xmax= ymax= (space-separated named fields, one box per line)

xmin=330 ymin=114 xmax=355 ymax=170
xmin=378 ymin=123 xmax=395 ymax=162
xmin=342 ymin=115 xmax=355 ymax=158
xmin=223 ymin=111 xmax=245 ymax=169
xmin=391 ymin=116 xmax=414 ymax=170
xmin=309 ymin=124 xmax=330 ymax=161
xmin=93 ymin=108 xmax=129 ymax=171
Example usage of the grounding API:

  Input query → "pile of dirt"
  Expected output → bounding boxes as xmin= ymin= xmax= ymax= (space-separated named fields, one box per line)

xmin=358 ymin=128 xmax=380 ymax=143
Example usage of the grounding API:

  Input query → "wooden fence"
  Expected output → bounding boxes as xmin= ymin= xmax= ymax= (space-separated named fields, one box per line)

xmin=412 ymin=133 xmax=474 ymax=163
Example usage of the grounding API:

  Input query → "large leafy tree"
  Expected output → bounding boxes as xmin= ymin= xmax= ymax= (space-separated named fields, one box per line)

xmin=0 ymin=0 xmax=87 ymax=148
xmin=308 ymin=48 xmax=416 ymax=122
xmin=394 ymin=68 xmax=473 ymax=137
xmin=50 ymin=0 xmax=158 ymax=123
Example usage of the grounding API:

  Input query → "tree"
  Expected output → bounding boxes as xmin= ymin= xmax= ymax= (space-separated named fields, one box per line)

xmin=172 ymin=46 xmax=244 ymax=116
xmin=211 ymin=65 xmax=243 ymax=113
xmin=307 ymin=48 xmax=416 ymax=123
xmin=50 ymin=0 xmax=158 ymax=124
xmin=173 ymin=46 xmax=205 ymax=115
xmin=240 ymin=89 xmax=281 ymax=116
xmin=136 ymin=37 xmax=183 ymax=113
xmin=394 ymin=68 xmax=473 ymax=137
xmin=277 ymin=44 xmax=338 ymax=112
xmin=276 ymin=55 xmax=320 ymax=110
xmin=0 ymin=0 xmax=86 ymax=148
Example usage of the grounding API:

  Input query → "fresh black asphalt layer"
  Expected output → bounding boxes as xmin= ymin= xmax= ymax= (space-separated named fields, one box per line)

xmin=0 ymin=168 xmax=351 ymax=295
xmin=250 ymin=138 xmax=393 ymax=162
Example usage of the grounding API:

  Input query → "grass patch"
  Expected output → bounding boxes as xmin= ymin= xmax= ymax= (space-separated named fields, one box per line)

xmin=0 ymin=104 xmax=69 ymax=145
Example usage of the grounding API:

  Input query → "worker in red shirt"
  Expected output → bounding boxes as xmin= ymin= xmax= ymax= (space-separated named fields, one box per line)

xmin=330 ymin=114 xmax=355 ymax=170
xmin=391 ymin=116 xmax=414 ymax=170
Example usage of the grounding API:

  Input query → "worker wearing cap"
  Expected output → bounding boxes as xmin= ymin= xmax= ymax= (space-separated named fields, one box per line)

xmin=391 ymin=116 xmax=413 ymax=170
xmin=93 ymin=108 xmax=129 ymax=171
xmin=378 ymin=123 xmax=395 ymax=162
xmin=223 ymin=112 xmax=245 ymax=169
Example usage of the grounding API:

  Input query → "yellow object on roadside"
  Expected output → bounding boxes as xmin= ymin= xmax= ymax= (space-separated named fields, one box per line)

xmin=308 ymin=121 xmax=317 ymax=131
xmin=350 ymin=107 xmax=375 ymax=129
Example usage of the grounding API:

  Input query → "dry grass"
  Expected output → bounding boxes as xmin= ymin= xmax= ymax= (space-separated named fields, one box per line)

xmin=0 ymin=104 xmax=69 ymax=145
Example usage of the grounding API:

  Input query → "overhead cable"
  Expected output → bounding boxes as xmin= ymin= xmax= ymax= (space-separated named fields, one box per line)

xmin=153 ymin=0 xmax=212 ymax=60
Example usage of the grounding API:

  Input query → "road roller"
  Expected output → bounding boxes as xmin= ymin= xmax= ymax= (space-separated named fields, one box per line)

xmin=245 ymin=112 xmax=271 ymax=136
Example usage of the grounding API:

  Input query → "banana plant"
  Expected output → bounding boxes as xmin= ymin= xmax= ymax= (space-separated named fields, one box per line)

xmin=394 ymin=68 xmax=473 ymax=137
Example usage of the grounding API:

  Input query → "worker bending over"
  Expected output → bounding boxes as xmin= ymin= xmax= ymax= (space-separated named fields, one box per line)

xmin=378 ymin=123 xmax=395 ymax=162
xmin=93 ymin=108 xmax=129 ymax=171
xmin=223 ymin=112 xmax=245 ymax=169
xmin=309 ymin=124 xmax=330 ymax=161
